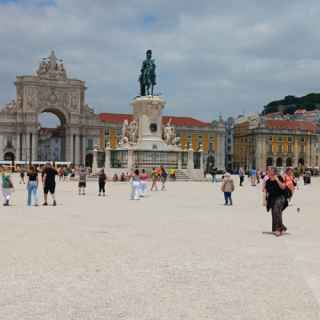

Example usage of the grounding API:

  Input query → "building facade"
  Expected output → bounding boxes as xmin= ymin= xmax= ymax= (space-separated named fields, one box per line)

xmin=233 ymin=114 xmax=319 ymax=171
xmin=0 ymin=51 xmax=103 ymax=164
xmin=99 ymin=112 xmax=226 ymax=170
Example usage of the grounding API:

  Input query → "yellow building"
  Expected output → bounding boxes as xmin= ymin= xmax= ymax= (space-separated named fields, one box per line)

xmin=233 ymin=114 xmax=319 ymax=171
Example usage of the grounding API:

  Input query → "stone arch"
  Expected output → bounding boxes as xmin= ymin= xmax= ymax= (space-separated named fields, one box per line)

xmin=286 ymin=158 xmax=292 ymax=167
xmin=276 ymin=157 xmax=283 ymax=167
xmin=4 ymin=151 xmax=15 ymax=162
xmin=37 ymin=107 xmax=68 ymax=162
xmin=37 ymin=106 xmax=69 ymax=126
xmin=266 ymin=157 xmax=273 ymax=166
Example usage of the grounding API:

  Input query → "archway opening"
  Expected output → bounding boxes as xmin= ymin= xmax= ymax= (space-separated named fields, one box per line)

xmin=85 ymin=153 xmax=93 ymax=167
xmin=298 ymin=158 xmax=304 ymax=166
xmin=286 ymin=158 xmax=292 ymax=167
xmin=276 ymin=157 xmax=283 ymax=167
xmin=4 ymin=152 xmax=15 ymax=162
xmin=38 ymin=110 xmax=66 ymax=162
xmin=266 ymin=157 xmax=273 ymax=167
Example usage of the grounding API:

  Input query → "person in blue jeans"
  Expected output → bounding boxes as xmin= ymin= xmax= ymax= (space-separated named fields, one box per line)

xmin=27 ymin=165 xmax=39 ymax=206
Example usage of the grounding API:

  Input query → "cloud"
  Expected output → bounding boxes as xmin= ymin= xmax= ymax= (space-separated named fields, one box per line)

xmin=1 ymin=0 xmax=320 ymax=120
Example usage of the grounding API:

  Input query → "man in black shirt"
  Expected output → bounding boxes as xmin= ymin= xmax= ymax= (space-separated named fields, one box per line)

xmin=42 ymin=162 xmax=58 ymax=206
xmin=264 ymin=167 xmax=288 ymax=236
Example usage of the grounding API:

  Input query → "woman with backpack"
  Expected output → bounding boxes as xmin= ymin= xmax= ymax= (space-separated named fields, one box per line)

xmin=1 ymin=167 xmax=14 ymax=206
xmin=264 ymin=167 xmax=288 ymax=236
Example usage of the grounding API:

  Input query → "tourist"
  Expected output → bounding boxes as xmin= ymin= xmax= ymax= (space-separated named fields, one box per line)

xmin=70 ymin=167 xmax=75 ymax=179
xmin=221 ymin=172 xmax=235 ymax=205
xmin=58 ymin=167 xmax=64 ymax=181
xmin=130 ymin=169 xmax=141 ymax=200
xmin=150 ymin=167 xmax=159 ymax=191
xmin=211 ymin=167 xmax=218 ymax=183
xmin=120 ymin=172 xmax=126 ymax=182
xmin=26 ymin=165 xmax=39 ymax=206
xmin=42 ymin=162 xmax=58 ymax=206
xmin=1 ymin=167 xmax=14 ymax=206
xmin=113 ymin=173 xmax=119 ymax=182
xmin=160 ymin=165 xmax=168 ymax=191
xmin=239 ymin=167 xmax=245 ymax=186
xmin=78 ymin=166 xmax=87 ymax=195
xmin=256 ymin=169 xmax=261 ymax=184
xmin=264 ymin=167 xmax=288 ymax=236
xmin=139 ymin=169 xmax=148 ymax=197
xmin=250 ymin=167 xmax=257 ymax=186
xmin=283 ymin=167 xmax=297 ymax=202
xmin=98 ymin=168 xmax=107 ymax=196
xmin=19 ymin=167 xmax=26 ymax=184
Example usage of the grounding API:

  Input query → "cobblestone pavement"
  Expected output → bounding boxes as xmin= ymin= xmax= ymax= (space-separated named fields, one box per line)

xmin=0 ymin=175 xmax=320 ymax=319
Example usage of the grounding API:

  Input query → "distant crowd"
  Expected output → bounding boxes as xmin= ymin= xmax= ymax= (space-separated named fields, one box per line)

xmin=0 ymin=162 xmax=313 ymax=237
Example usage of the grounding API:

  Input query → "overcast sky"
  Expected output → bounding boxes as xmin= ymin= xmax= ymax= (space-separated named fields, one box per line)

xmin=1 ymin=0 xmax=320 ymax=121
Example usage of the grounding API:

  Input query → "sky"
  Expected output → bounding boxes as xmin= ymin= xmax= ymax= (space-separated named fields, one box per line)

xmin=1 ymin=0 xmax=320 ymax=122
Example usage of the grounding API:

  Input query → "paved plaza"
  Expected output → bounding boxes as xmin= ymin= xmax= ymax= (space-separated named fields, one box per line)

xmin=1 ymin=176 xmax=320 ymax=319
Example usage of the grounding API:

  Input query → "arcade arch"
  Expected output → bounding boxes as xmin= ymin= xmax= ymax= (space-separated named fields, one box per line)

xmin=38 ymin=110 xmax=67 ymax=161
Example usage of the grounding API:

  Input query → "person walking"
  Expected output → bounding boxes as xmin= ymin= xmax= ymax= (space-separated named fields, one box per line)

xmin=27 ymin=165 xmax=39 ymax=206
xmin=264 ymin=167 xmax=288 ymax=236
xmin=239 ymin=167 xmax=245 ymax=186
xmin=139 ymin=169 xmax=148 ymax=197
xmin=1 ymin=167 xmax=14 ymax=206
xmin=78 ymin=166 xmax=87 ymax=195
xmin=150 ymin=167 xmax=159 ymax=191
xmin=160 ymin=165 xmax=168 ymax=191
xmin=98 ymin=169 xmax=107 ymax=196
xmin=19 ymin=168 xmax=26 ymax=184
xmin=250 ymin=167 xmax=257 ymax=186
xmin=130 ymin=169 xmax=141 ymax=200
xmin=42 ymin=162 xmax=58 ymax=206
xmin=221 ymin=172 xmax=235 ymax=205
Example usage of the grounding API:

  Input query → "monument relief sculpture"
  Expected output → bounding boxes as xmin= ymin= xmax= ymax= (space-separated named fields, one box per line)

xmin=139 ymin=49 xmax=156 ymax=96
xmin=163 ymin=118 xmax=177 ymax=145
xmin=128 ymin=119 xmax=138 ymax=144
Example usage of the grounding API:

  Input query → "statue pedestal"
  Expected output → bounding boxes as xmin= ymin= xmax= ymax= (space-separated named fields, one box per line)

xmin=131 ymin=96 xmax=169 ymax=150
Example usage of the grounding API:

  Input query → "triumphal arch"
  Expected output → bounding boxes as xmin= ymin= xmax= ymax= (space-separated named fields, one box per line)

xmin=0 ymin=51 xmax=103 ymax=164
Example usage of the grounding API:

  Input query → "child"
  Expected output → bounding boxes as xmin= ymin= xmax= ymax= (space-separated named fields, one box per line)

xmin=1 ymin=167 xmax=14 ymax=206
xmin=130 ymin=169 xmax=141 ymax=200
xmin=78 ymin=166 xmax=87 ymax=195
xmin=98 ymin=169 xmax=107 ymax=196
xmin=139 ymin=169 xmax=148 ymax=197
xmin=150 ymin=167 xmax=159 ymax=191
xmin=221 ymin=172 xmax=235 ymax=205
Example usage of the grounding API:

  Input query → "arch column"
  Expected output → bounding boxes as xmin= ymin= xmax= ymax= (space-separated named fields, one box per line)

xmin=75 ymin=134 xmax=80 ymax=165
xmin=32 ymin=132 xmax=38 ymax=162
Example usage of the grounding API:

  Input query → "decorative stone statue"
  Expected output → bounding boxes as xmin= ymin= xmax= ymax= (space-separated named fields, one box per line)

xmin=128 ymin=119 xmax=138 ymax=143
xmin=163 ymin=118 xmax=176 ymax=145
xmin=120 ymin=119 xmax=129 ymax=144
xmin=139 ymin=49 xmax=156 ymax=96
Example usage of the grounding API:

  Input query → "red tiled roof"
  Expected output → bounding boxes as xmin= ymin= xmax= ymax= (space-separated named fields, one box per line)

xmin=99 ymin=113 xmax=210 ymax=127
xmin=265 ymin=119 xmax=317 ymax=132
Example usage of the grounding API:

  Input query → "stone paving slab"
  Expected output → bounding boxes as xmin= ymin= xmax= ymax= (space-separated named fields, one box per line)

xmin=0 ymin=176 xmax=319 ymax=319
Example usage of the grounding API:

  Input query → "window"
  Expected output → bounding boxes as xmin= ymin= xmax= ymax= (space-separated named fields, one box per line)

xmin=87 ymin=139 xmax=93 ymax=150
